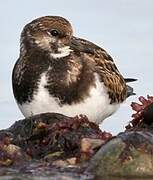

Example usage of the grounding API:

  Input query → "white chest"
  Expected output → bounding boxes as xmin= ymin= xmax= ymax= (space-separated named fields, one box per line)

xmin=18 ymin=73 xmax=119 ymax=124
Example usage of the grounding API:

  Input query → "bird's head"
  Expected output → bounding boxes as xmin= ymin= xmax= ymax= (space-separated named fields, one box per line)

xmin=20 ymin=16 xmax=74 ymax=58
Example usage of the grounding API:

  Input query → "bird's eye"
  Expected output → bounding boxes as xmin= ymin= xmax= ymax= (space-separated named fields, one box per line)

xmin=50 ymin=29 xmax=59 ymax=36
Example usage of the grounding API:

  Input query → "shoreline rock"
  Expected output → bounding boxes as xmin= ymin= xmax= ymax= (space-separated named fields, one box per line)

xmin=1 ymin=96 xmax=153 ymax=179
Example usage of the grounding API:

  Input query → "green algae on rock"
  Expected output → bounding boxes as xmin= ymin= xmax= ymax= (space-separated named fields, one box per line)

xmin=87 ymin=96 xmax=153 ymax=179
xmin=88 ymin=132 xmax=153 ymax=178
xmin=1 ymin=96 xmax=153 ymax=179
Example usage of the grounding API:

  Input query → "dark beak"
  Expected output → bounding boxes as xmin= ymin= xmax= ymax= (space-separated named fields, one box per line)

xmin=70 ymin=37 xmax=94 ymax=54
xmin=70 ymin=37 xmax=83 ymax=51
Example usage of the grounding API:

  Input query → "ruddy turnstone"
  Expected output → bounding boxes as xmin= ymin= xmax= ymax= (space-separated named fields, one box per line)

xmin=12 ymin=16 xmax=136 ymax=124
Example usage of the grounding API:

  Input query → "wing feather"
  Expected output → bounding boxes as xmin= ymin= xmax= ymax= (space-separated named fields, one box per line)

xmin=72 ymin=37 xmax=127 ymax=103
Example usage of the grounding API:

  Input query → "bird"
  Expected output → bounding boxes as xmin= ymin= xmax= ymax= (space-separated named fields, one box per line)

xmin=12 ymin=16 xmax=136 ymax=124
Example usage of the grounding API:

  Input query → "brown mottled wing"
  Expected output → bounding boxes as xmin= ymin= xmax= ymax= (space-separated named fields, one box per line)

xmin=72 ymin=37 xmax=127 ymax=103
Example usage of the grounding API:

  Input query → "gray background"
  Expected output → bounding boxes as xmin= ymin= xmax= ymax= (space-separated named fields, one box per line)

xmin=0 ymin=0 xmax=152 ymax=134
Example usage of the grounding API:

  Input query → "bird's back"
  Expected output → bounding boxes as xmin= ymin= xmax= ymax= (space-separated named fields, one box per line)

xmin=71 ymin=36 xmax=128 ymax=104
xmin=12 ymin=15 xmax=135 ymax=124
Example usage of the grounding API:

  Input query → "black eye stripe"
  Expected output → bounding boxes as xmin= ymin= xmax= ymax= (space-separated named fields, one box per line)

xmin=50 ymin=29 xmax=59 ymax=36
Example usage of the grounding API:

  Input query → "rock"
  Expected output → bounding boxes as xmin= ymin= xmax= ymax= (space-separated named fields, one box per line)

xmin=1 ymin=95 xmax=153 ymax=179
xmin=88 ymin=132 xmax=153 ymax=178
xmin=0 ymin=138 xmax=29 ymax=167
xmin=66 ymin=157 xmax=77 ymax=165
xmin=87 ymin=96 xmax=153 ymax=179
xmin=0 ymin=113 xmax=111 ymax=166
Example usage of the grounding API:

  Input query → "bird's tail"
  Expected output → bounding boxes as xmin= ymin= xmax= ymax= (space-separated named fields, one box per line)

xmin=124 ymin=78 xmax=137 ymax=98
xmin=124 ymin=78 xmax=137 ymax=83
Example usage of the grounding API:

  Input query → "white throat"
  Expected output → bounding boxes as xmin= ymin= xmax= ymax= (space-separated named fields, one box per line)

xmin=50 ymin=46 xmax=73 ymax=59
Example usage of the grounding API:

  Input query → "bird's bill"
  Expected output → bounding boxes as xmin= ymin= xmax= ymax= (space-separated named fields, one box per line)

xmin=70 ymin=37 xmax=83 ymax=51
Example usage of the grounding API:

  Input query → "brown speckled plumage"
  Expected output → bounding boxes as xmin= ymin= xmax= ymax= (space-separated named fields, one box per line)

xmin=12 ymin=16 xmax=136 ymax=122
xmin=69 ymin=37 xmax=127 ymax=103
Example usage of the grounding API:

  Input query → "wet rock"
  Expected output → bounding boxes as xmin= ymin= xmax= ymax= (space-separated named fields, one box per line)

xmin=0 ymin=113 xmax=111 ymax=166
xmin=0 ymin=135 xmax=29 ymax=167
xmin=1 ymin=96 xmax=153 ymax=179
xmin=87 ymin=96 xmax=153 ymax=179
xmin=0 ymin=113 xmax=112 ymax=179
xmin=88 ymin=132 xmax=153 ymax=178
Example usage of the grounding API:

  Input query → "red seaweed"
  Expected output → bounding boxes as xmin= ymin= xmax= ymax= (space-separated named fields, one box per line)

xmin=126 ymin=95 xmax=153 ymax=130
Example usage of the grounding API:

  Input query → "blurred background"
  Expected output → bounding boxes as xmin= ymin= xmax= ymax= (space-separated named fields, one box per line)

xmin=0 ymin=0 xmax=153 ymax=134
